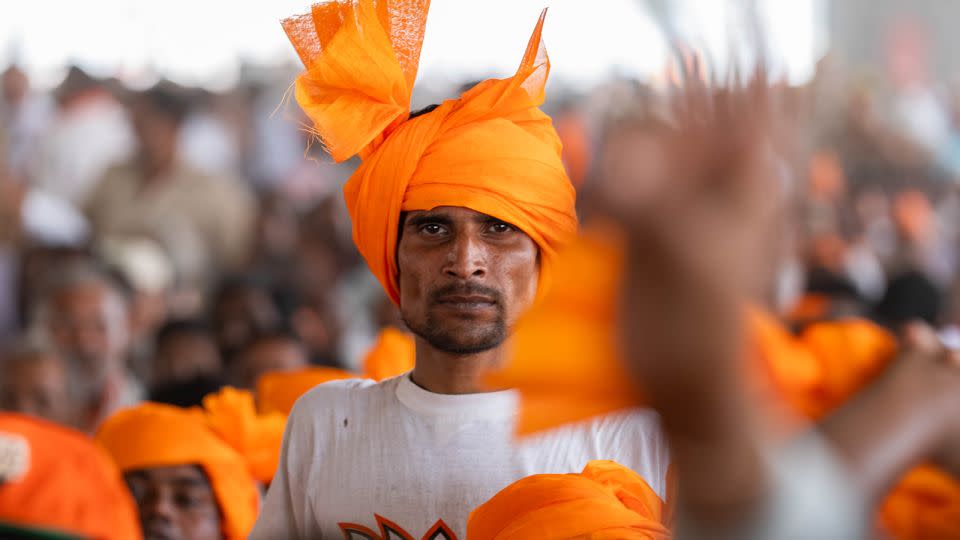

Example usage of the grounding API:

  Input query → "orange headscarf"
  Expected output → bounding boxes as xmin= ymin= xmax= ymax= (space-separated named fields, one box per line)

xmin=284 ymin=0 xmax=577 ymax=304
xmin=363 ymin=326 xmax=415 ymax=381
xmin=467 ymin=460 xmax=670 ymax=540
xmin=257 ymin=366 xmax=358 ymax=415
xmin=202 ymin=387 xmax=286 ymax=485
xmin=0 ymin=413 xmax=142 ymax=540
xmin=96 ymin=402 xmax=261 ymax=540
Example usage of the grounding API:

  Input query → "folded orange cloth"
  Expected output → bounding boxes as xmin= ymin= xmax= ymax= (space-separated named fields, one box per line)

xmin=467 ymin=460 xmax=670 ymax=540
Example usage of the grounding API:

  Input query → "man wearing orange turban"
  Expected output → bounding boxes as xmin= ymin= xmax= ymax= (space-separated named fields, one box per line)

xmin=96 ymin=388 xmax=282 ymax=540
xmin=252 ymin=1 xmax=669 ymax=538
xmin=0 ymin=412 xmax=142 ymax=540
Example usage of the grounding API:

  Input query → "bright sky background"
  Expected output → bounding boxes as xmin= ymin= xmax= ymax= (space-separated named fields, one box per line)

xmin=0 ymin=0 xmax=827 ymax=91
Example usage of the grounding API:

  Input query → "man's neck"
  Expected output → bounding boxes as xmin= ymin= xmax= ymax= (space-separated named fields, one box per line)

xmin=409 ymin=337 xmax=506 ymax=395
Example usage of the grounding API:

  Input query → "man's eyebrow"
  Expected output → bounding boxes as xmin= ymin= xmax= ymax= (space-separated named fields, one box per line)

xmin=405 ymin=213 xmax=453 ymax=228
xmin=170 ymin=475 xmax=212 ymax=488
xmin=479 ymin=215 xmax=511 ymax=226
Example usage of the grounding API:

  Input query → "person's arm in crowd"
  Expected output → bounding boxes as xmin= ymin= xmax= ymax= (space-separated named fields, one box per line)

xmin=599 ymin=66 xmax=781 ymax=529
xmin=819 ymin=322 xmax=960 ymax=504
xmin=598 ymin=63 xmax=960 ymax=538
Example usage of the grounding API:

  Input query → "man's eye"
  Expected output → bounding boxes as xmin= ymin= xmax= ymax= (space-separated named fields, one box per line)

xmin=420 ymin=223 xmax=446 ymax=235
xmin=490 ymin=222 xmax=514 ymax=234
xmin=175 ymin=492 xmax=205 ymax=509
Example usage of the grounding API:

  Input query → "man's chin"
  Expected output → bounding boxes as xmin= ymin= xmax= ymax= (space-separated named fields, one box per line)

xmin=422 ymin=327 xmax=505 ymax=355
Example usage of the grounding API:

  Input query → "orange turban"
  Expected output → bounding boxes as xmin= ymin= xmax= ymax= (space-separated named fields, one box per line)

xmin=362 ymin=326 xmax=415 ymax=381
xmin=257 ymin=366 xmax=358 ymax=415
xmin=96 ymin=402 xmax=260 ymax=540
xmin=283 ymin=0 xmax=578 ymax=304
xmin=0 ymin=413 xmax=142 ymax=540
xmin=467 ymin=460 xmax=670 ymax=540
xmin=202 ymin=387 xmax=286 ymax=484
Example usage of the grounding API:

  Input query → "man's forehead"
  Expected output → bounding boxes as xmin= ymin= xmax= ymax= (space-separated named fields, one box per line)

xmin=127 ymin=464 xmax=211 ymax=485
xmin=406 ymin=206 xmax=514 ymax=225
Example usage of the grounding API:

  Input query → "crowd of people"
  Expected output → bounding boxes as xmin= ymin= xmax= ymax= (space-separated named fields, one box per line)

xmin=1 ymin=0 xmax=960 ymax=538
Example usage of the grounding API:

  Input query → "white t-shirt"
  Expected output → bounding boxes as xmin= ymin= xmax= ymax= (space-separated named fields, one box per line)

xmin=251 ymin=374 xmax=669 ymax=540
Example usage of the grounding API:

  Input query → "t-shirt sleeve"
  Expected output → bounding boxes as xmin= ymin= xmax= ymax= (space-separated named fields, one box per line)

xmin=249 ymin=394 xmax=317 ymax=540
xmin=599 ymin=410 xmax=671 ymax=500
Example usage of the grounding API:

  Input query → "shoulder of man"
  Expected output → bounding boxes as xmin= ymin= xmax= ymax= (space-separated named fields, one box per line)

xmin=288 ymin=377 xmax=394 ymax=424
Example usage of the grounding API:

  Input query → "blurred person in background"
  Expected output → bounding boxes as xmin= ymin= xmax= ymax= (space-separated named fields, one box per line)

xmin=247 ymin=191 xmax=301 ymax=289
xmin=98 ymin=236 xmax=176 ymax=381
xmin=84 ymin=85 xmax=256 ymax=300
xmin=29 ymin=66 xmax=133 ymax=208
xmin=0 ymin=336 xmax=73 ymax=427
xmin=29 ymin=262 xmax=142 ymax=430
xmin=294 ymin=197 xmax=367 ymax=367
xmin=0 ymin=65 xmax=52 ymax=183
xmin=209 ymin=274 xmax=282 ymax=362
xmin=228 ymin=327 xmax=308 ymax=391
xmin=150 ymin=319 xmax=223 ymax=391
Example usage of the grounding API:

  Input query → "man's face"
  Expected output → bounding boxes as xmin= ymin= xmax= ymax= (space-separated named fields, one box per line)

xmin=153 ymin=334 xmax=221 ymax=387
xmin=233 ymin=338 xmax=308 ymax=390
xmin=46 ymin=282 xmax=127 ymax=368
xmin=130 ymin=100 xmax=179 ymax=171
xmin=0 ymin=353 xmax=72 ymax=426
xmin=125 ymin=465 xmax=223 ymax=540
xmin=397 ymin=206 xmax=539 ymax=354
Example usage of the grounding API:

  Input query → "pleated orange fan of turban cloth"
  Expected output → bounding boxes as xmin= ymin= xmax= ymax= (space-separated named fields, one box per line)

xmin=257 ymin=366 xmax=358 ymax=415
xmin=0 ymin=412 xmax=142 ymax=540
xmin=201 ymin=387 xmax=286 ymax=485
xmin=283 ymin=0 xmax=578 ymax=304
xmin=96 ymin=402 xmax=261 ymax=540
xmin=467 ymin=460 xmax=671 ymax=540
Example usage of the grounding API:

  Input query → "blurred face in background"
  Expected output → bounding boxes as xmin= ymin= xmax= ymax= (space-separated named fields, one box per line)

xmin=125 ymin=465 xmax=223 ymax=540
xmin=212 ymin=284 xmax=281 ymax=359
xmin=43 ymin=280 xmax=129 ymax=373
xmin=152 ymin=331 xmax=222 ymax=388
xmin=231 ymin=336 xmax=308 ymax=390
xmin=130 ymin=97 xmax=180 ymax=175
xmin=0 ymin=350 xmax=73 ymax=426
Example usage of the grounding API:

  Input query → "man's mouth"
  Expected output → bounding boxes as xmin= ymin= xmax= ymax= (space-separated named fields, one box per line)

xmin=435 ymin=294 xmax=498 ymax=313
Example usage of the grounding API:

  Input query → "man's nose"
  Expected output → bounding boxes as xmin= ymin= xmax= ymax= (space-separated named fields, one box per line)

xmin=443 ymin=232 xmax=487 ymax=280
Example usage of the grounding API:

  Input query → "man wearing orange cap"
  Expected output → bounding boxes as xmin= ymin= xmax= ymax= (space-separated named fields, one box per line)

xmin=251 ymin=1 xmax=669 ymax=538
xmin=96 ymin=392 xmax=272 ymax=540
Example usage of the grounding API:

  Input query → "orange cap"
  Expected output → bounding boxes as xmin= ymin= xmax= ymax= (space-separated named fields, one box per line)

xmin=96 ymin=403 xmax=260 ymax=540
xmin=0 ymin=413 xmax=142 ymax=540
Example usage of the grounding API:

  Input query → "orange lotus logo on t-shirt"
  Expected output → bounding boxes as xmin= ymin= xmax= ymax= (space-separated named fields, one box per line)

xmin=339 ymin=514 xmax=457 ymax=540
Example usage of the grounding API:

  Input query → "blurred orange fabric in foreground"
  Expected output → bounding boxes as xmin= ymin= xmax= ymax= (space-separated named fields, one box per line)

xmin=493 ymin=226 xmax=959 ymax=539
xmin=467 ymin=460 xmax=670 ymax=540
xmin=0 ymin=412 xmax=142 ymax=540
